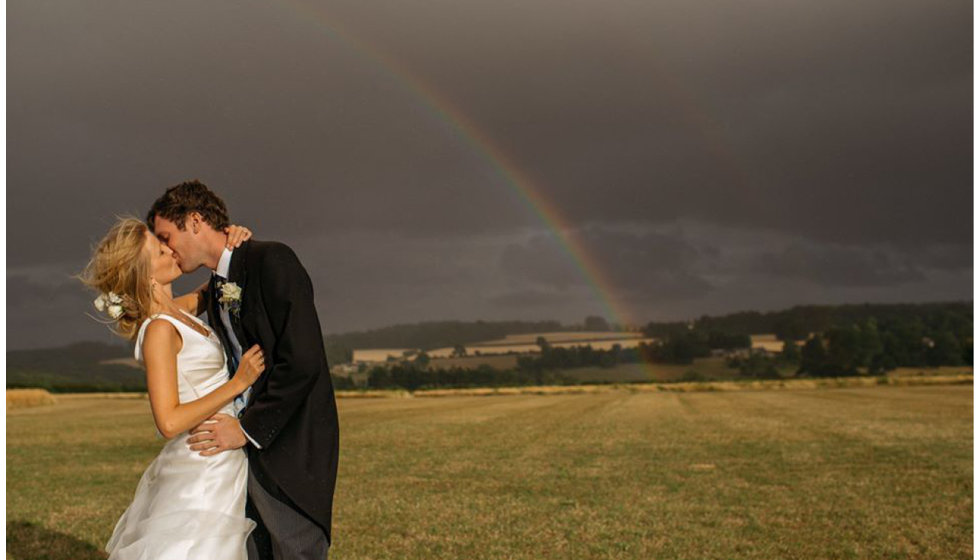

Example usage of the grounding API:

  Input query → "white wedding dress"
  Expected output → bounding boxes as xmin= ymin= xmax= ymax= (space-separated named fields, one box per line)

xmin=106 ymin=310 xmax=255 ymax=560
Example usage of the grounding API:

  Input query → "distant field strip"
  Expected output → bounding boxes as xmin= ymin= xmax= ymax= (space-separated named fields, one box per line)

xmin=334 ymin=372 xmax=972 ymax=398
xmin=7 ymin=385 xmax=971 ymax=559
xmin=354 ymin=332 xmax=653 ymax=362
xmin=15 ymin=372 xmax=971 ymax=402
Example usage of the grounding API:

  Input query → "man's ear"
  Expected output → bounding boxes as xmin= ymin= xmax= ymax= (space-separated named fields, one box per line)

xmin=187 ymin=212 xmax=203 ymax=234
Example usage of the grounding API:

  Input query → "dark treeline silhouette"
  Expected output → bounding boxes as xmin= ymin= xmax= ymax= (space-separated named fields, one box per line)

xmin=517 ymin=330 xmax=750 ymax=372
xmin=643 ymin=301 xmax=971 ymax=342
xmin=518 ymin=342 xmax=634 ymax=372
xmin=365 ymin=362 xmax=574 ymax=391
xmin=725 ymin=308 xmax=973 ymax=378
xmin=727 ymin=352 xmax=783 ymax=379
xmin=795 ymin=316 xmax=972 ymax=376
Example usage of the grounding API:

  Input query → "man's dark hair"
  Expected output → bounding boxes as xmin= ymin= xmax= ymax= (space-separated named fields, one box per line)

xmin=146 ymin=180 xmax=230 ymax=232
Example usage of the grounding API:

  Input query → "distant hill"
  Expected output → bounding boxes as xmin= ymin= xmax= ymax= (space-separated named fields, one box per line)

xmin=7 ymin=341 xmax=144 ymax=392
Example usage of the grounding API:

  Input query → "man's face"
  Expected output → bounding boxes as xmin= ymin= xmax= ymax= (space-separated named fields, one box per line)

xmin=152 ymin=215 xmax=206 ymax=273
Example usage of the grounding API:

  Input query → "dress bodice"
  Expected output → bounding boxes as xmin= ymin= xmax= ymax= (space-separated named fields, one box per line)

xmin=135 ymin=310 xmax=231 ymax=407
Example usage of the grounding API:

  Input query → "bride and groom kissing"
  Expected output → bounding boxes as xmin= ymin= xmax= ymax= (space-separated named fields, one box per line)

xmin=80 ymin=181 xmax=339 ymax=560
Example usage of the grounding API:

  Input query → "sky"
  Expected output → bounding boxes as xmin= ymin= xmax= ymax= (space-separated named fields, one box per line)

xmin=7 ymin=0 xmax=973 ymax=349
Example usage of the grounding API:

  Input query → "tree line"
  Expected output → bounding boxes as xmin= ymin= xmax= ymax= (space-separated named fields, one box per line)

xmin=728 ymin=312 xmax=972 ymax=378
xmin=516 ymin=330 xmax=749 ymax=372
xmin=363 ymin=362 xmax=575 ymax=391
xmin=353 ymin=302 xmax=971 ymax=390
xmin=645 ymin=301 xmax=970 ymax=342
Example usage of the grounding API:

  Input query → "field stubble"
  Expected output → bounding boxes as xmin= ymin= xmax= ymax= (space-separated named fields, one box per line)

xmin=7 ymin=389 xmax=57 ymax=410
xmin=7 ymin=385 xmax=973 ymax=560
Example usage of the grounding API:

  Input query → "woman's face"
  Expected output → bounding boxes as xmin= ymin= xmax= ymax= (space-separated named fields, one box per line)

xmin=144 ymin=230 xmax=182 ymax=286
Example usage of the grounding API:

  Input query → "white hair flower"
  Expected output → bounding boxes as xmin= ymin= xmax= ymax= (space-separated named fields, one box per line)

xmin=94 ymin=291 xmax=125 ymax=319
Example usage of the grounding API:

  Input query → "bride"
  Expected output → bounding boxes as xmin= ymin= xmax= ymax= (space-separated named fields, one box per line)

xmin=80 ymin=217 xmax=263 ymax=559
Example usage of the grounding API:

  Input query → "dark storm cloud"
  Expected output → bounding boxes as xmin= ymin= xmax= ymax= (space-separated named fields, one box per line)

xmin=498 ymin=226 xmax=717 ymax=300
xmin=754 ymin=243 xmax=927 ymax=287
xmin=8 ymin=264 xmax=124 ymax=349
xmin=318 ymin=0 xmax=971 ymax=244
xmin=486 ymin=289 xmax=572 ymax=309
xmin=498 ymin=238 xmax=584 ymax=291
xmin=496 ymin=221 xmax=973 ymax=305
xmin=6 ymin=0 xmax=972 ymax=348
xmin=8 ymin=270 xmax=73 ymax=302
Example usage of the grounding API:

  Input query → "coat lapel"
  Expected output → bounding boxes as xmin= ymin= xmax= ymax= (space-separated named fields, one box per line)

xmin=226 ymin=240 xmax=250 ymax=348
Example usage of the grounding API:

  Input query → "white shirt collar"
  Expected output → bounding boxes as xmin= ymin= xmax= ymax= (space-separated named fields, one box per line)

xmin=215 ymin=247 xmax=233 ymax=279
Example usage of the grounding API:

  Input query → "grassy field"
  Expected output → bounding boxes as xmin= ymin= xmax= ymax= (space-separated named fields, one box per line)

xmin=7 ymin=385 xmax=972 ymax=559
xmin=558 ymin=362 xmax=973 ymax=386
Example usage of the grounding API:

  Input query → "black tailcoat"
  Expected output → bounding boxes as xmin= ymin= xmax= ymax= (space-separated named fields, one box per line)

xmin=205 ymin=239 xmax=339 ymax=544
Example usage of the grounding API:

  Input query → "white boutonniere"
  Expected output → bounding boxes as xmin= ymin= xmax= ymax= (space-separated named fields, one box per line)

xmin=94 ymin=291 xmax=125 ymax=319
xmin=218 ymin=282 xmax=243 ymax=316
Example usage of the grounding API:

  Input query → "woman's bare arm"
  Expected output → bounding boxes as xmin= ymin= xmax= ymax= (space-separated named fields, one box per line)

xmin=142 ymin=320 xmax=250 ymax=439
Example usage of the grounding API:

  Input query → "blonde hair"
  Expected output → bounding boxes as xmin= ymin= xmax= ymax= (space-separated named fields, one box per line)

xmin=78 ymin=217 xmax=155 ymax=340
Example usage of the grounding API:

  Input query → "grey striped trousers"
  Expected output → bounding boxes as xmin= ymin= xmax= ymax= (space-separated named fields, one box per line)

xmin=246 ymin=470 xmax=330 ymax=560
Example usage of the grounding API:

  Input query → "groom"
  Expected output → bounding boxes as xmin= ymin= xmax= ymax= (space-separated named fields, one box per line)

xmin=146 ymin=181 xmax=339 ymax=560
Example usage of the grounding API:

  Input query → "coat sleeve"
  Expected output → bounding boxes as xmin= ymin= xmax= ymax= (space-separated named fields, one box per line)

xmin=239 ymin=243 xmax=326 ymax=449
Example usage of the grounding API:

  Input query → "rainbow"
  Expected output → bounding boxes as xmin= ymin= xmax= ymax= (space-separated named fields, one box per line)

xmin=275 ymin=2 xmax=759 ymax=339
xmin=276 ymin=0 xmax=641 ymax=329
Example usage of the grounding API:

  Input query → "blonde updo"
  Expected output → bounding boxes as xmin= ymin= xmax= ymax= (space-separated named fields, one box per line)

xmin=78 ymin=217 xmax=155 ymax=340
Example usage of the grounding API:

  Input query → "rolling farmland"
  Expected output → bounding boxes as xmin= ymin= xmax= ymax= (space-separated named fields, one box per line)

xmin=7 ymin=384 xmax=972 ymax=559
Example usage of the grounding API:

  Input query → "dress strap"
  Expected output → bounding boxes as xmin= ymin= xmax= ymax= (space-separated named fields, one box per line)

xmin=133 ymin=314 xmax=202 ymax=401
xmin=134 ymin=314 xmax=186 ymax=362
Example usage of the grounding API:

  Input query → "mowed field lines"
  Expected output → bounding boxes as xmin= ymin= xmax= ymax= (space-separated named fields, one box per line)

xmin=7 ymin=386 xmax=973 ymax=560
